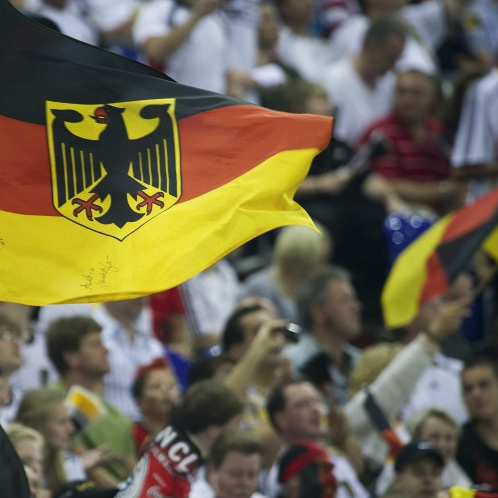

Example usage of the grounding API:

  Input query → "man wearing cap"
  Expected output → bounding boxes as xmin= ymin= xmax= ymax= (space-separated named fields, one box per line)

xmin=392 ymin=442 xmax=445 ymax=498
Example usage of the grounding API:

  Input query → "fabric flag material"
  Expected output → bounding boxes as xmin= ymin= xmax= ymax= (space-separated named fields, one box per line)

xmin=382 ymin=188 xmax=498 ymax=329
xmin=0 ymin=1 xmax=333 ymax=306
xmin=363 ymin=388 xmax=404 ymax=460
xmin=450 ymin=487 xmax=498 ymax=498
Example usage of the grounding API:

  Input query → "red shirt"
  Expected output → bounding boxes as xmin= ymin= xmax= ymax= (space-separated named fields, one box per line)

xmin=358 ymin=113 xmax=452 ymax=212
xmin=149 ymin=286 xmax=186 ymax=343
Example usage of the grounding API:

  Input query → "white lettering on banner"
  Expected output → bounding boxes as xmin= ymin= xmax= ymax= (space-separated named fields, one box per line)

xmin=168 ymin=442 xmax=189 ymax=462
xmin=176 ymin=453 xmax=198 ymax=473
xmin=156 ymin=426 xmax=177 ymax=448
xmin=153 ymin=426 xmax=199 ymax=472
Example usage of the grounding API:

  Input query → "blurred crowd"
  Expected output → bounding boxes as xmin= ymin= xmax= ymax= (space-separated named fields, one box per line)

xmin=3 ymin=0 xmax=498 ymax=497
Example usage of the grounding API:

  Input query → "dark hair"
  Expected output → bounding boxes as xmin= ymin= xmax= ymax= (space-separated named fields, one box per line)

xmin=296 ymin=265 xmax=351 ymax=330
xmin=178 ymin=380 xmax=243 ymax=434
xmin=221 ymin=304 xmax=264 ymax=353
xmin=266 ymin=379 xmax=308 ymax=433
xmin=208 ymin=428 xmax=263 ymax=468
xmin=462 ymin=354 xmax=498 ymax=380
xmin=187 ymin=354 xmax=237 ymax=386
xmin=46 ymin=316 xmax=102 ymax=376
xmin=0 ymin=313 xmax=21 ymax=335
xmin=131 ymin=357 xmax=171 ymax=400
xmin=362 ymin=15 xmax=406 ymax=49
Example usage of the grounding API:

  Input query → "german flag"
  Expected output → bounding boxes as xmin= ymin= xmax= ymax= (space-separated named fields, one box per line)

xmin=450 ymin=487 xmax=498 ymax=498
xmin=0 ymin=1 xmax=333 ymax=305
xmin=382 ymin=188 xmax=498 ymax=329
xmin=364 ymin=388 xmax=404 ymax=460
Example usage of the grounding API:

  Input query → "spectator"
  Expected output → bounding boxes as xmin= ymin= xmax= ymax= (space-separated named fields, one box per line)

xmin=190 ymin=428 xmax=268 ymax=498
xmin=265 ymin=77 xmax=409 ymax=326
xmin=181 ymin=258 xmax=241 ymax=357
xmin=114 ymin=379 xmax=244 ymax=498
xmin=321 ymin=16 xmax=406 ymax=146
xmin=16 ymin=388 xmax=85 ymax=494
xmin=343 ymin=295 xmax=470 ymax=479
xmin=133 ymin=0 xmax=230 ymax=93
xmin=274 ymin=0 xmax=341 ymax=84
xmin=328 ymin=0 xmax=468 ymax=75
xmin=75 ymin=0 xmax=140 ymax=53
xmin=45 ymin=315 xmax=137 ymax=486
xmin=222 ymin=0 xmax=261 ymax=102
xmin=92 ymin=298 xmax=170 ymax=419
xmin=284 ymin=266 xmax=363 ymax=406
xmin=276 ymin=440 xmax=338 ymax=498
xmin=409 ymin=408 xmax=472 ymax=488
xmin=313 ymin=0 xmax=359 ymax=38
xmin=391 ymin=442 xmax=445 ymax=498
xmin=456 ymin=355 xmax=498 ymax=488
xmin=451 ymin=68 xmax=498 ymax=204
xmin=131 ymin=357 xmax=181 ymax=456
xmin=374 ymin=407 xmax=472 ymax=495
xmin=265 ymin=379 xmax=368 ymax=498
xmin=359 ymin=69 xmax=466 ymax=216
xmin=461 ymin=0 xmax=498 ymax=68
xmin=0 ymin=313 xmax=30 ymax=426
xmin=32 ymin=0 xmax=99 ymax=45
xmin=239 ymin=224 xmax=332 ymax=323
xmin=6 ymin=422 xmax=49 ymax=498
xmin=255 ymin=0 xmax=300 ymax=108
xmin=149 ymin=287 xmax=194 ymax=359
xmin=220 ymin=303 xmax=289 ymax=468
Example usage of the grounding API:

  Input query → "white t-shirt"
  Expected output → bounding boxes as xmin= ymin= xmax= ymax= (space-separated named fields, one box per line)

xmin=276 ymin=26 xmax=341 ymax=84
xmin=321 ymin=57 xmax=395 ymax=144
xmin=75 ymin=0 xmax=139 ymax=32
xmin=400 ymin=353 xmax=468 ymax=425
xmin=133 ymin=0 xmax=228 ymax=93
xmin=329 ymin=13 xmax=438 ymax=75
xmin=36 ymin=3 xmax=99 ymax=45
xmin=181 ymin=259 xmax=241 ymax=339
xmin=451 ymin=68 xmax=498 ymax=203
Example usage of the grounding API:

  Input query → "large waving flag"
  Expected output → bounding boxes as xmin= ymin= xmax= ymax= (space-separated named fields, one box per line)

xmin=382 ymin=188 xmax=498 ymax=329
xmin=0 ymin=1 xmax=333 ymax=305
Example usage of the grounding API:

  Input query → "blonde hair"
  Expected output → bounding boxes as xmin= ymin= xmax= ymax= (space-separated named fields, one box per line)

xmin=6 ymin=422 xmax=44 ymax=449
xmin=348 ymin=342 xmax=403 ymax=398
xmin=16 ymin=388 xmax=68 ymax=492
xmin=272 ymin=222 xmax=332 ymax=282
xmin=409 ymin=408 xmax=459 ymax=440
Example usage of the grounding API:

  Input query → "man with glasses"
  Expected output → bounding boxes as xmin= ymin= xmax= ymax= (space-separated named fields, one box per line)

xmin=264 ymin=379 xmax=368 ymax=498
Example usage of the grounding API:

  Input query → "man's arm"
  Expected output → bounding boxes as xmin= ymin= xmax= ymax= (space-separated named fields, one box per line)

xmin=142 ymin=0 xmax=222 ymax=63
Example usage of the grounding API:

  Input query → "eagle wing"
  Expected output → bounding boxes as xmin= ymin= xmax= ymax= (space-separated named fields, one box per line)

xmin=127 ymin=103 xmax=179 ymax=197
xmin=50 ymin=109 xmax=106 ymax=208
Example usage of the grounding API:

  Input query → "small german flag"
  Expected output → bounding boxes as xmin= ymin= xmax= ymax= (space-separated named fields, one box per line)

xmin=382 ymin=188 xmax=498 ymax=329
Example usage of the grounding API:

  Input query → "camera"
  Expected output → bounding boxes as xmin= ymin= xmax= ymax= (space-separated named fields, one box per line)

xmin=283 ymin=323 xmax=301 ymax=343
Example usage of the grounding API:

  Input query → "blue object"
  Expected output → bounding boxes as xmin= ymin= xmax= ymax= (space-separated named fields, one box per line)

xmin=383 ymin=211 xmax=437 ymax=264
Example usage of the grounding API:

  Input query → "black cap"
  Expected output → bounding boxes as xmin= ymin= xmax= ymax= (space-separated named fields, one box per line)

xmin=394 ymin=442 xmax=445 ymax=472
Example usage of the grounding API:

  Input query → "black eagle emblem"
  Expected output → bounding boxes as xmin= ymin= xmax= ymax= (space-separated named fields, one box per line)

xmin=49 ymin=101 xmax=180 ymax=233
